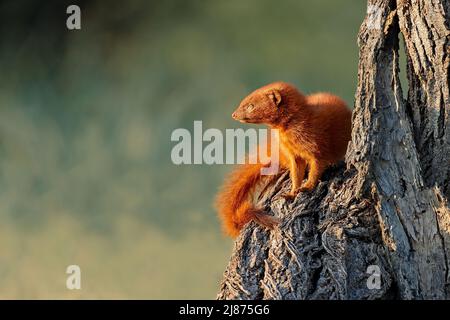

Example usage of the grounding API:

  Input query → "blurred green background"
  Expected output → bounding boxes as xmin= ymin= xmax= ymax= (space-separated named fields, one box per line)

xmin=0 ymin=0 xmax=365 ymax=299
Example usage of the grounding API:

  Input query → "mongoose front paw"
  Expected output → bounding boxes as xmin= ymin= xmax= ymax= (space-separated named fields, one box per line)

xmin=298 ymin=183 xmax=316 ymax=192
xmin=281 ymin=194 xmax=295 ymax=201
xmin=280 ymin=189 xmax=299 ymax=201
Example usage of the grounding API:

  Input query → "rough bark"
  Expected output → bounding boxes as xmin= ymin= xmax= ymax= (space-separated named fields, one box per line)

xmin=217 ymin=0 xmax=450 ymax=300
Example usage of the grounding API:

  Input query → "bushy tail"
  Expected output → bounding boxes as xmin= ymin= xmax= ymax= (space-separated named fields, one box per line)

xmin=215 ymin=163 xmax=279 ymax=237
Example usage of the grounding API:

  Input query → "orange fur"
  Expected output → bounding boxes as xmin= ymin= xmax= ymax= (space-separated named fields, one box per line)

xmin=216 ymin=82 xmax=352 ymax=237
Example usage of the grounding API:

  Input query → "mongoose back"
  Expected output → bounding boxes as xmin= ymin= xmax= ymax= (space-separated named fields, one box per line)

xmin=216 ymin=81 xmax=352 ymax=237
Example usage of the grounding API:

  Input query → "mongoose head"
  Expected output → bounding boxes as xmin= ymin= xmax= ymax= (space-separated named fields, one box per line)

xmin=232 ymin=81 xmax=304 ymax=126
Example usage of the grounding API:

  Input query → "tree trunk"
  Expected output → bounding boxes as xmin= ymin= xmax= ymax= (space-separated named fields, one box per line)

xmin=217 ymin=0 xmax=450 ymax=300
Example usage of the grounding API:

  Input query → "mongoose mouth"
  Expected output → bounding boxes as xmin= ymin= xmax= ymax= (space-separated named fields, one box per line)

xmin=232 ymin=111 xmax=263 ymax=123
xmin=238 ymin=118 xmax=262 ymax=124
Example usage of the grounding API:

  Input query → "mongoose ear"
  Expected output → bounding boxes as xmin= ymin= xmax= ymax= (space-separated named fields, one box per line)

xmin=268 ymin=90 xmax=282 ymax=106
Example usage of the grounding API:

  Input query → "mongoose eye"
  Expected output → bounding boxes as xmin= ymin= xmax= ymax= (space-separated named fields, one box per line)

xmin=247 ymin=104 xmax=255 ymax=112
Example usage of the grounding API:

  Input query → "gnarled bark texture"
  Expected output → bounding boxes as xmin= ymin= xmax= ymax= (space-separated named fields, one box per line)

xmin=217 ymin=0 xmax=450 ymax=300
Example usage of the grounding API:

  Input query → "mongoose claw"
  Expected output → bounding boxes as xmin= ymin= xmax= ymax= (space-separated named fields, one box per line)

xmin=298 ymin=184 xmax=315 ymax=192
